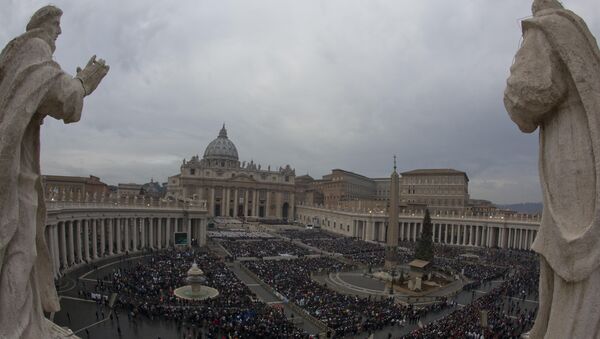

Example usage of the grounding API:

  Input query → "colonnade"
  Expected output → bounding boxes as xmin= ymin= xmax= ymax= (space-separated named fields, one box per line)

xmin=297 ymin=206 xmax=539 ymax=251
xmin=45 ymin=215 xmax=207 ymax=279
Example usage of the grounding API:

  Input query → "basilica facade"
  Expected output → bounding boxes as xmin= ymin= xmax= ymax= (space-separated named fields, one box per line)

xmin=166 ymin=125 xmax=296 ymax=219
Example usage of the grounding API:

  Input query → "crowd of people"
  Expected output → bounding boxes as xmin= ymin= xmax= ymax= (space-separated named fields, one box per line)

xmin=86 ymin=249 xmax=307 ymax=338
xmin=75 ymin=224 xmax=541 ymax=338
xmin=244 ymin=257 xmax=449 ymax=337
xmin=404 ymin=253 xmax=539 ymax=338
xmin=219 ymin=239 xmax=311 ymax=258
xmin=279 ymin=229 xmax=341 ymax=241
xmin=207 ymin=230 xmax=274 ymax=239
xmin=301 ymin=238 xmax=384 ymax=255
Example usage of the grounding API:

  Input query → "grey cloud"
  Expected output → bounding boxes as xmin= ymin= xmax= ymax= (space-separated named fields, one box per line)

xmin=4 ymin=0 xmax=599 ymax=204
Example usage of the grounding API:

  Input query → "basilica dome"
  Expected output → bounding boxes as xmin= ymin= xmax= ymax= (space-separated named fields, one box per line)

xmin=203 ymin=125 xmax=239 ymax=161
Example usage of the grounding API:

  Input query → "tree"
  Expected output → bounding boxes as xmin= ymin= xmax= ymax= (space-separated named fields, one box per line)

xmin=414 ymin=209 xmax=434 ymax=262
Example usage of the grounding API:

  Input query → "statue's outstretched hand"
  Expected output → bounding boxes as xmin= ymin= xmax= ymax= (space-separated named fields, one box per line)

xmin=75 ymin=55 xmax=109 ymax=96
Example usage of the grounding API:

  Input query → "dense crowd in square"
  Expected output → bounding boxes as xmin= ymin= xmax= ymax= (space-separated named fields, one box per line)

xmin=278 ymin=229 xmax=342 ymax=241
xmin=219 ymin=239 xmax=312 ymax=258
xmin=83 ymin=249 xmax=307 ymax=338
xmin=243 ymin=258 xmax=451 ymax=337
xmin=72 ymin=224 xmax=540 ymax=338
xmin=404 ymin=254 xmax=539 ymax=338
xmin=207 ymin=230 xmax=274 ymax=239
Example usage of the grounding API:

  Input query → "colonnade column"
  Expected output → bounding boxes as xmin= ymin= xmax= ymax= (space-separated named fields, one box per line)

xmin=67 ymin=221 xmax=74 ymax=265
xmin=166 ymin=217 xmax=171 ymax=247
xmin=399 ymin=223 xmax=404 ymax=241
xmin=133 ymin=218 xmax=138 ymax=251
xmin=253 ymin=190 xmax=259 ymax=217
xmin=58 ymin=222 xmax=66 ymax=268
xmin=108 ymin=219 xmax=114 ymax=255
xmin=101 ymin=219 xmax=107 ymax=256
xmin=412 ymin=223 xmax=417 ymax=242
xmin=519 ymin=229 xmax=524 ymax=250
xmin=476 ymin=226 xmax=480 ymax=247
xmin=92 ymin=219 xmax=98 ymax=258
xmin=149 ymin=218 xmax=154 ymax=248
xmin=75 ymin=220 xmax=82 ymax=263
xmin=116 ymin=218 xmax=122 ymax=254
xmin=266 ymin=191 xmax=271 ymax=217
xmin=157 ymin=218 xmax=162 ymax=249
xmin=124 ymin=218 xmax=130 ymax=253
xmin=365 ymin=220 xmax=373 ymax=241
xmin=83 ymin=220 xmax=90 ymax=261
xmin=511 ymin=228 xmax=515 ymax=249
xmin=187 ymin=218 xmax=192 ymax=248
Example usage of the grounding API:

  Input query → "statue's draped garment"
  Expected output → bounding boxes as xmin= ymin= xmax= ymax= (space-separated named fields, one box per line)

xmin=0 ymin=29 xmax=84 ymax=338
xmin=504 ymin=8 xmax=600 ymax=338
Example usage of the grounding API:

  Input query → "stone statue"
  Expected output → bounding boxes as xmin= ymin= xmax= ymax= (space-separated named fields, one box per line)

xmin=504 ymin=0 xmax=600 ymax=337
xmin=0 ymin=6 xmax=109 ymax=338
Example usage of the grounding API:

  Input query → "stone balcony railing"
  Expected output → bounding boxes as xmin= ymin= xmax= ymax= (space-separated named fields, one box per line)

xmin=298 ymin=202 xmax=541 ymax=224
xmin=45 ymin=198 xmax=208 ymax=212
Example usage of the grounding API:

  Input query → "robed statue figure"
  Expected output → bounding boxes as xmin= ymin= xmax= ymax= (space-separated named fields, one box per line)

xmin=0 ymin=6 xmax=108 ymax=338
xmin=505 ymin=0 xmax=600 ymax=337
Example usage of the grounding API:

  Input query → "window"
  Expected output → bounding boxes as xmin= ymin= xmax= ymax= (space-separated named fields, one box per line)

xmin=190 ymin=169 xmax=195 ymax=175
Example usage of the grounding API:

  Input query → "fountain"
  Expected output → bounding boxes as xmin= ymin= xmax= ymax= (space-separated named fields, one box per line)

xmin=173 ymin=263 xmax=219 ymax=300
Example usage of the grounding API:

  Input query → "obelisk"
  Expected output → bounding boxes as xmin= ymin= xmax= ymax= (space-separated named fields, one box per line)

xmin=385 ymin=156 xmax=400 ymax=270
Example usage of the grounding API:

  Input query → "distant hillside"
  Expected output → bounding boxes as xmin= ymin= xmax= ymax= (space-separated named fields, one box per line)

xmin=496 ymin=202 xmax=543 ymax=215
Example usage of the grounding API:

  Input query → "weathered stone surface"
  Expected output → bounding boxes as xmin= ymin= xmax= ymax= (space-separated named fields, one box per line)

xmin=504 ymin=0 xmax=600 ymax=337
xmin=0 ymin=6 xmax=108 ymax=338
xmin=46 ymin=319 xmax=81 ymax=339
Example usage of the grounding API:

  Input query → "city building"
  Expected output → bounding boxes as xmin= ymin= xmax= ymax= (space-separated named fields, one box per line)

xmin=400 ymin=169 xmax=469 ymax=212
xmin=316 ymin=169 xmax=376 ymax=207
xmin=117 ymin=183 xmax=143 ymax=197
xmin=166 ymin=125 xmax=297 ymax=219
xmin=42 ymin=175 xmax=109 ymax=201
xmin=302 ymin=168 xmax=470 ymax=215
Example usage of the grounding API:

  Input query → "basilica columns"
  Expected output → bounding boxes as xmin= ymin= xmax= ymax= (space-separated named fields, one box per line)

xmin=116 ymin=218 xmax=122 ymax=254
xmin=266 ymin=191 xmax=271 ymax=217
xmin=166 ymin=217 xmax=171 ymax=246
xmin=157 ymin=218 xmax=162 ymax=249
xmin=187 ymin=218 xmax=192 ymax=248
xmin=253 ymin=190 xmax=259 ymax=217
xmin=210 ymin=188 xmax=215 ymax=216
xmin=244 ymin=190 xmax=249 ymax=217
xmin=233 ymin=189 xmax=239 ymax=217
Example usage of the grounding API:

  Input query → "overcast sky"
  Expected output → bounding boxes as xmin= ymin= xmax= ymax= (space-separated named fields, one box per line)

xmin=3 ymin=1 xmax=599 ymax=204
